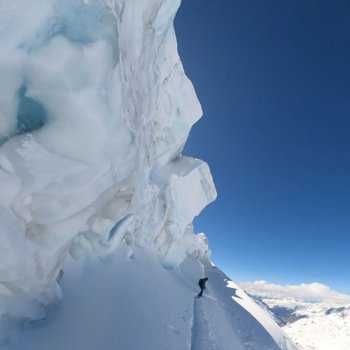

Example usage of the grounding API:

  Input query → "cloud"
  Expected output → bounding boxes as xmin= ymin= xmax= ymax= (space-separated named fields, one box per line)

xmin=240 ymin=280 xmax=350 ymax=304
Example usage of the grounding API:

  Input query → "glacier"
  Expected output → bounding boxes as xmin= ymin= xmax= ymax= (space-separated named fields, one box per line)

xmin=0 ymin=1 xmax=298 ymax=349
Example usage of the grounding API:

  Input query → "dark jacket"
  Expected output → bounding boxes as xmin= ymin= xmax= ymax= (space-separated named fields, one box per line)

xmin=198 ymin=278 xmax=208 ymax=289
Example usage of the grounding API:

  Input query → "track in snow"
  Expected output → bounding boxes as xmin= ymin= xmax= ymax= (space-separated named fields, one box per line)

xmin=191 ymin=296 xmax=218 ymax=350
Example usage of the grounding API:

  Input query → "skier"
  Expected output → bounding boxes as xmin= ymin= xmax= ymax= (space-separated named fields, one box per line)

xmin=197 ymin=277 xmax=208 ymax=298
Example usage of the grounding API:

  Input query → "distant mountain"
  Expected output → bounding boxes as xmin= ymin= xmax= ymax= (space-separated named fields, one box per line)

xmin=244 ymin=289 xmax=350 ymax=350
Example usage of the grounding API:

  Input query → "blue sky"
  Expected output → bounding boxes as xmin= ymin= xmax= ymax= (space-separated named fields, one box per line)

xmin=175 ymin=0 xmax=350 ymax=293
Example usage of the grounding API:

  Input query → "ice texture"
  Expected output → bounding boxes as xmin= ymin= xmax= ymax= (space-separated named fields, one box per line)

xmin=0 ymin=0 xmax=216 ymax=316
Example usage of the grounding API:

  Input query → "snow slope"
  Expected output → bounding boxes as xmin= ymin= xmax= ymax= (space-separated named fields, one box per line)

xmin=3 ymin=245 xmax=296 ymax=350
xmin=243 ymin=284 xmax=350 ymax=350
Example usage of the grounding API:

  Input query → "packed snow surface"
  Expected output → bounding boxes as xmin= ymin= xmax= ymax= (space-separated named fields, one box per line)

xmin=3 ymin=246 xmax=297 ymax=350
xmin=243 ymin=281 xmax=350 ymax=350
xmin=0 ymin=0 xmax=298 ymax=349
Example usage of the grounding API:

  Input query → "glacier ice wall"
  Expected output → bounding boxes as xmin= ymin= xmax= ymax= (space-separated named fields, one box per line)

xmin=0 ymin=0 xmax=216 ymax=317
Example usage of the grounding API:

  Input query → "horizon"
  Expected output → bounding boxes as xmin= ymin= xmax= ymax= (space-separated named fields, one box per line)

xmin=176 ymin=0 xmax=350 ymax=294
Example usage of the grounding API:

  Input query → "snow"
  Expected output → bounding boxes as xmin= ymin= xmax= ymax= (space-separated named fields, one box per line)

xmin=0 ymin=0 xmax=298 ymax=349
xmin=2 ymin=247 xmax=198 ymax=349
xmin=284 ymin=305 xmax=350 ymax=350
xmin=243 ymin=282 xmax=350 ymax=350
xmin=2 ymin=246 xmax=296 ymax=350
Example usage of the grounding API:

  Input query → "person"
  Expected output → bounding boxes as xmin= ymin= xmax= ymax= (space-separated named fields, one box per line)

xmin=197 ymin=277 xmax=208 ymax=298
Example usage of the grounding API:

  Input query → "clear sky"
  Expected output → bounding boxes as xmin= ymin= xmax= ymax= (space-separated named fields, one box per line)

xmin=175 ymin=0 xmax=350 ymax=293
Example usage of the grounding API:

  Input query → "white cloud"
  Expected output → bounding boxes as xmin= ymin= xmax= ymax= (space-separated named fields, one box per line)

xmin=240 ymin=280 xmax=350 ymax=304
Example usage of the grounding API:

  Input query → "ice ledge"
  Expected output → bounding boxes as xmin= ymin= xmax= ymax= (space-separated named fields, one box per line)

xmin=0 ymin=0 xmax=216 ymax=320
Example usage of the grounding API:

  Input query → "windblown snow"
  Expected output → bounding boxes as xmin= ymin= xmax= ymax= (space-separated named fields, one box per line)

xmin=0 ymin=1 xmax=298 ymax=349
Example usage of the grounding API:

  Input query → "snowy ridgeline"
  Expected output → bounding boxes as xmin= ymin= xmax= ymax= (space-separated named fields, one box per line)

xmin=0 ymin=1 xmax=297 ymax=349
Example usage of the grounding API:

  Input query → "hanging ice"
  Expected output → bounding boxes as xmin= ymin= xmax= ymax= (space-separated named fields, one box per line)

xmin=0 ymin=0 xmax=216 ymax=309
